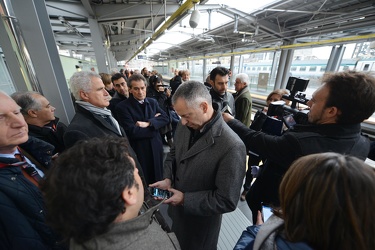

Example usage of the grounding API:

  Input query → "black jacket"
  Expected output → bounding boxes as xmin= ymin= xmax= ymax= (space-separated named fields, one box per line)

xmin=146 ymin=87 xmax=172 ymax=114
xmin=0 ymin=137 xmax=64 ymax=250
xmin=28 ymin=117 xmax=67 ymax=154
xmin=228 ymin=120 xmax=370 ymax=211
xmin=170 ymin=75 xmax=182 ymax=95
xmin=210 ymin=88 xmax=236 ymax=116
xmin=63 ymin=105 xmax=153 ymax=201
xmin=64 ymin=104 xmax=124 ymax=149
xmin=108 ymin=91 xmax=127 ymax=119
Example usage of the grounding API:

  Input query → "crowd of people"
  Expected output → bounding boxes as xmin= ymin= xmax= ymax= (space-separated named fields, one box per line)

xmin=1 ymin=65 xmax=375 ymax=250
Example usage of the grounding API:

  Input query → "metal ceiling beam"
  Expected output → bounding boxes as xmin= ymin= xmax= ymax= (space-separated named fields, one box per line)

xmin=94 ymin=4 xmax=180 ymax=22
xmin=58 ymin=45 xmax=94 ymax=50
xmin=45 ymin=2 xmax=89 ymax=18
xmin=127 ymin=0 xmax=201 ymax=62
xmin=110 ymin=33 xmax=145 ymax=43
xmin=54 ymin=34 xmax=91 ymax=42
xmin=81 ymin=0 xmax=95 ymax=17
xmin=164 ymin=33 xmax=375 ymax=62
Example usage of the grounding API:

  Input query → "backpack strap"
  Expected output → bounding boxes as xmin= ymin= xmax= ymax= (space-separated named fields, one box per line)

xmin=253 ymin=215 xmax=284 ymax=250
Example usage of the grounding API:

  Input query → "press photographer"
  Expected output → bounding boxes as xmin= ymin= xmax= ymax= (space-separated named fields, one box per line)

xmin=223 ymin=70 xmax=375 ymax=224
xmin=250 ymin=77 xmax=310 ymax=136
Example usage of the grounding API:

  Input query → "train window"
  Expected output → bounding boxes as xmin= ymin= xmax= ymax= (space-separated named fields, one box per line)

xmin=320 ymin=66 xmax=326 ymax=72
xmin=263 ymin=66 xmax=267 ymax=70
xmin=342 ymin=66 xmax=349 ymax=70
xmin=257 ymin=66 xmax=261 ymax=70
xmin=300 ymin=66 xmax=306 ymax=71
xmin=291 ymin=66 xmax=297 ymax=71
xmin=363 ymin=64 xmax=370 ymax=71
xmin=309 ymin=66 xmax=317 ymax=71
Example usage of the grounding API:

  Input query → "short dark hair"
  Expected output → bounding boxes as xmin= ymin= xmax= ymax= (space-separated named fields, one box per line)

xmin=279 ymin=152 xmax=375 ymax=250
xmin=111 ymin=73 xmax=125 ymax=83
xmin=128 ymin=73 xmax=147 ymax=88
xmin=149 ymin=74 xmax=162 ymax=87
xmin=42 ymin=137 xmax=137 ymax=244
xmin=323 ymin=70 xmax=375 ymax=124
xmin=209 ymin=66 xmax=229 ymax=81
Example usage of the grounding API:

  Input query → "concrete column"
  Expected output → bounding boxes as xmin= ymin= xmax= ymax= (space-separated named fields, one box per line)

xmin=7 ymin=0 xmax=75 ymax=124
xmin=89 ymin=18 xmax=108 ymax=73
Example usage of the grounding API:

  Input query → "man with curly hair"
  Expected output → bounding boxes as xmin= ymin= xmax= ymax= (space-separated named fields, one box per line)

xmin=42 ymin=137 xmax=180 ymax=249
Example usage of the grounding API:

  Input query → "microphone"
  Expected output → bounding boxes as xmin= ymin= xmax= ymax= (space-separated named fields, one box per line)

xmin=221 ymin=101 xmax=232 ymax=115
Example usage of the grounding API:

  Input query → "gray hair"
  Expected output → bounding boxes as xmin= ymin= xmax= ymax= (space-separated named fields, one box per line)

xmin=69 ymin=71 xmax=101 ymax=100
xmin=11 ymin=91 xmax=42 ymax=115
xmin=172 ymin=80 xmax=212 ymax=108
xmin=235 ymin=73 xmax=249 ymax=85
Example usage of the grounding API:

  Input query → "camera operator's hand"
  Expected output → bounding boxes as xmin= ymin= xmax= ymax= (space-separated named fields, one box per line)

xmin=164 ymin=188 xmax=184 ymax=206
xmin=222 ymin=112 xmax=234 ymax=122
xmin=251 ymin=165 xmax=260 ymax=177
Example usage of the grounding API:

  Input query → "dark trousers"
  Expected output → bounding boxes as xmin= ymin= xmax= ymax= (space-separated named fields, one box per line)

xmin=246 ymin=165 xmax=282 ymax=224
xmin=243 ymin=153 xmax=262 ymax=191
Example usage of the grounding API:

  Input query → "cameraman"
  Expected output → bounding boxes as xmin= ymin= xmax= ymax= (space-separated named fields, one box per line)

xmin=240 ymin=89 xmax=289 ymax=201
xmin=147 ymin=74 xmax=174 ymax=146
xmin=223 ymin=70 xmax=375 ymax=224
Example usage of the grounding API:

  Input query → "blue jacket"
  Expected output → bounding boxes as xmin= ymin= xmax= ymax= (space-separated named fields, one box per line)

xmin=0 ymin=137 xmax=64 ymax=249
xmin=234 ymin=225 xmax=313 ymax=250
xmin=234 ymin=216 xmax=313 ymax=250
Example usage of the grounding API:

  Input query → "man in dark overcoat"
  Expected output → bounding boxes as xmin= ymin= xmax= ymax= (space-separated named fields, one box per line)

xmin=116 ymin=74 xmax=169 ymax=185
xmin=151 ymin=81 xmax=246 ymax=250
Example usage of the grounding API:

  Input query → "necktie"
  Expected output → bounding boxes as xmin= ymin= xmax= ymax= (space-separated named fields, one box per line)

xmin=14 ymin=153 xmax=42 ymax=186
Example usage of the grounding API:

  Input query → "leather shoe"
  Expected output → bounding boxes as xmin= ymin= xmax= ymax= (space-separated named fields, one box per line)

xmin=240 ymin=190 xmax=247 ymax=201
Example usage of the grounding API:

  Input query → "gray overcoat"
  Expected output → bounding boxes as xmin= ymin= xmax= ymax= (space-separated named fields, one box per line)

xmin=164 ymin=112 xmax=246 ymax=250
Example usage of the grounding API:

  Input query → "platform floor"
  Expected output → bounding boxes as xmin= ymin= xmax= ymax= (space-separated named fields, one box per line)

xmin=218 ymin=198 xmax=252 ymax=250
xmin=158 ymin=194 xmax=253 ymax=250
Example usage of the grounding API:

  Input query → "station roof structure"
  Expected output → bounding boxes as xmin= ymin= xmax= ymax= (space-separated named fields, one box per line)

xmin=46 ymin=0 xmax=375 ymax=62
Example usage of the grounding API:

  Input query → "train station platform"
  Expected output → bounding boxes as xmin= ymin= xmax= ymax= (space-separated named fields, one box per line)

xmin=218 ymin=200 xmax=252 ymax=250
xmin=158 ymin=197 xmax=252 ymax=250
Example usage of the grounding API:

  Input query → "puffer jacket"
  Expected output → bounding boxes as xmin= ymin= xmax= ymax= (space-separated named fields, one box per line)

xmin=0 ymin=137 xmax=65 ymax=249
xmin=234 ymin=215 xmax=313 ymax=250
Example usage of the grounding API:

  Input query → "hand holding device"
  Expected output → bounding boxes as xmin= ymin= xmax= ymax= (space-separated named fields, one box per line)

xmin=262 ymin=204 xmax=273 ymax=222
xmin=149 ymin=187 xmax=172 ymax=199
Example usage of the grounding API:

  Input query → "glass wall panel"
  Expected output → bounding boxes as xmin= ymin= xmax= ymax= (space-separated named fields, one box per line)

xmin=0 ymin=47 xmax=16 ymax=94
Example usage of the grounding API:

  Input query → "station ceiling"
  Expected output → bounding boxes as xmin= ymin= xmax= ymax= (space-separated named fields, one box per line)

xmin=46 ymin=0 xmax=375 ymax=63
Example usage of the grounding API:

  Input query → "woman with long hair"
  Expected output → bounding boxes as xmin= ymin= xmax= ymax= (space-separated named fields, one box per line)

xmin=235 ymin=152 xmax=375 ymax=250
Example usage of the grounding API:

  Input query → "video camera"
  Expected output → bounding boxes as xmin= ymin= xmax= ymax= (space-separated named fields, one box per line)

xmin=267 ymin=77 xmax=310 ymax=128
xmin=160 ymin=84 xmax=172 ymax=92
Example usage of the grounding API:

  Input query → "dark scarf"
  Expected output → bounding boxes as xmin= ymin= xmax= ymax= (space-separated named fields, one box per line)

xmin=188 ymin=111 xmax=220 ymax=149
